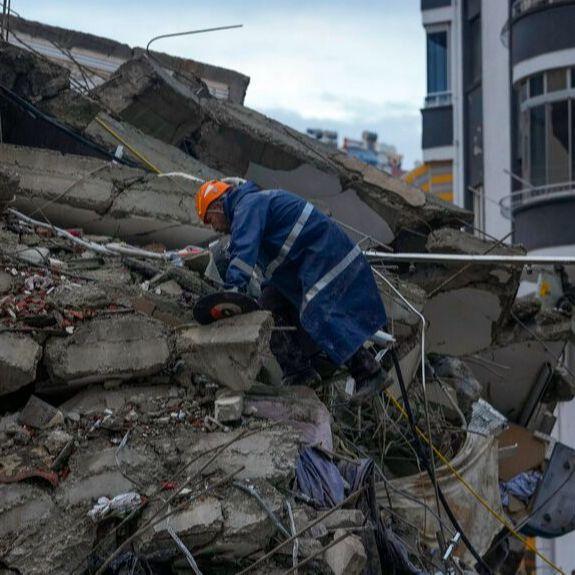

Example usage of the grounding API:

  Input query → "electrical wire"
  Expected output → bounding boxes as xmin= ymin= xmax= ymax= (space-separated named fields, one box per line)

xmin=382 ymin=385 xmax=565 ymax=575
xmin=390 ymin=349 xmax=493 ymax=574
xmin=370 ymin=266 xmax=447 ymax=550
xmin=0 ymin=82 xmax=139 ymax=168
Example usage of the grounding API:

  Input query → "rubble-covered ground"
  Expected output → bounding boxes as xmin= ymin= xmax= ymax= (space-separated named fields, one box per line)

xmin=1 ymin=22 xmax=575 ymax=575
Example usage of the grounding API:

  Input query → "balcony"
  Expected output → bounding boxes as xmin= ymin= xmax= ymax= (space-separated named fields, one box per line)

xmin=512 ymin=0 xmax=574 ymax=19
xmin=500 ymin=182 xmax=575 ymax=250
xmin=425 ymin=91 xmax=452 ymax=108
xmin=500 ymin=182 xmax=575 ymax=219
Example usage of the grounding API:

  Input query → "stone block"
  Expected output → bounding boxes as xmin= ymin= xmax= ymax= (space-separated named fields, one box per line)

xmin=177 ymin=311 xmax=273 ymax=392
xmin=19 ymin=395 xmax=64 ymax=429
xmin=0 ymin=332 xmax=42 ymax=395
xmin=149 ymin=496 xmax=224 ymax=551
xmin=208 ymin=480 xmax=284 ymax=559
xmin=44 ymin=315 xmax=171 ymax=385
xmin=0 ymin=484 xmax=55 ymax=538
xmin=215 ymin=394 xmax=244 ymax=423
xmin=324 ymin=529 xmax=367 ymax=575
xmin=178 ymin=426 xmax=299 ymax=486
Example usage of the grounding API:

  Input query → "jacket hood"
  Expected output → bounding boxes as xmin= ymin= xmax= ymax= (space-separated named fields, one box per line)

xmin=223 ymin=181 xmax=262 ymax=221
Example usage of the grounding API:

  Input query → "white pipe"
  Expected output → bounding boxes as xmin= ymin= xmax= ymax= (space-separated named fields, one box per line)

xmin=158 ymin=172 xmax=205 ymax=184
xmin=366 ymin=251 xmax=575 ymax=265
xmin=8 ymin=208 xmax=167 ymax=260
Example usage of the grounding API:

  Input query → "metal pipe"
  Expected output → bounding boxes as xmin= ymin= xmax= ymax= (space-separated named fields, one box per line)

xmin=146 ymin=25 xmax=243 ymax=52
xmin=366 ymin=251 xmax=575 ymax=265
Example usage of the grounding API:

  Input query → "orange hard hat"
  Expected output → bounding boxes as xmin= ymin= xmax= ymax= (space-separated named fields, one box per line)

xmin=195 ymin=180 xmax=231 ymax=222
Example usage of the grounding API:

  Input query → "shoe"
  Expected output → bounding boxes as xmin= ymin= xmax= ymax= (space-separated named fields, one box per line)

xmin=349 ymin=369 xmax=389 ymax=404
xmin=282 ymin=367 xmax=322 ymax=387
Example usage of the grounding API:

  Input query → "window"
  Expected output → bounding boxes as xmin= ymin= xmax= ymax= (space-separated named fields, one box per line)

xmin=519 ymin=81 xmax=528 ymax=103
xmin=547 ymin=69 xmax=567 ymax=93
xmin=572 ymin=101 xmax=575 ymax=179
xmin=530 ymin=74 xmax=544 ymax=98
xmin=530 ymin=105 xmax=546 ymax=186
xmin=427 ymin=30 xmax=449 ymax=94
xmin=468 ymin=16 xmax=482 ymax=87
xmin=548 ymin=101 xmax=570 ymax=183
xmin=516 ymin=66 xmax=575 ymax=189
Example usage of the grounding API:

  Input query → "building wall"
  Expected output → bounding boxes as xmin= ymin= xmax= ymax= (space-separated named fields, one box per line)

xmin=481 ymin=0 xmax=512 ymax=240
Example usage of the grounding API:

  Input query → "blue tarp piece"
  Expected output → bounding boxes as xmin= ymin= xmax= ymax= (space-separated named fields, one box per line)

xmin=295 ymin=446 xmax=345 ymax=509
xmin=295 ymin=447 xmax=426 ymax=574
xmin=222 ymin=181 xmax=387 ymax=365
xmin=500 ymin=470 xmax=542 ymax=507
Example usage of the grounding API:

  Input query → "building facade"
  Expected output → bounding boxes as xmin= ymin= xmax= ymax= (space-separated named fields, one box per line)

xmin=421 ymin=0 xmax=575 ymax=250
xmin=421 ymin=1 xmax=575 ymax=571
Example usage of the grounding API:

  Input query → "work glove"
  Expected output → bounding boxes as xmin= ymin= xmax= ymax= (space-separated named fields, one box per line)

xmin=221 ymin=177 xmax=247 ymax=188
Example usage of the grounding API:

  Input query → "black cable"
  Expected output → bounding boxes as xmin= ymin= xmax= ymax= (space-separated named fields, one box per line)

xmin=390 ymin=348 xmax=493 ymax=575
xmin=0 ymin=82 xmax=140 ymax=169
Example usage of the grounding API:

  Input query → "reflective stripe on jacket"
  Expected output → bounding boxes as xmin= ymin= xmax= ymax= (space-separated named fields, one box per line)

xmin=223 ymin=181 xmax=387 ymax=365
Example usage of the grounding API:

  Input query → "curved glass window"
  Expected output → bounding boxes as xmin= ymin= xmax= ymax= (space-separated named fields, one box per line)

xmin=516 ymin=67 xmax=575 ymax=188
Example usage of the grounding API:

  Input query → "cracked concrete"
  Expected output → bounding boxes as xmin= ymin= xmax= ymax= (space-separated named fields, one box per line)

xmin=0 ymin=143 xmax=217 ymax=247
xmin=93 ymin=55 xmax=472 ymax=245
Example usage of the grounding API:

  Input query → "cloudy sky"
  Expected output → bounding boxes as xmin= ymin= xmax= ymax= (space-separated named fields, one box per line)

xmin=15 ymin=0 xmax=425 ymax=169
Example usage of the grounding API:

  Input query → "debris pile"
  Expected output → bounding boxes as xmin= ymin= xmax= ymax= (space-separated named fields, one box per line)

xmin=1 ymin=18 xmax=575 ymax=575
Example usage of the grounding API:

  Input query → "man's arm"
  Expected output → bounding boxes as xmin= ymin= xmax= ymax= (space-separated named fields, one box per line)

xmin=225 ymin=195 xmax=269 ymax=290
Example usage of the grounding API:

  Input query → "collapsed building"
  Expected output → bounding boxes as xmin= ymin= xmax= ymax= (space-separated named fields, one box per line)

xmin=1 ymin=14 xmax=575 ymax=575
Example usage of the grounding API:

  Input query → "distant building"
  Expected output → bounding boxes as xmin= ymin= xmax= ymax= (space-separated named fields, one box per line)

xmin=306 ymin=129 xmax=338 ymax=149
xmin=342 ymin=131 xmax=404 ymax=178
xmin=419 ymin=1 xmax=575 ymax=572
xmin=307 ymin=129 xmax=404 ymax=177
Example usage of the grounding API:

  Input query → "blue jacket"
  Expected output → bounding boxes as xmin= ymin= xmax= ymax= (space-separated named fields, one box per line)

xmin=223 ymin=181 xmax=387 ymax=365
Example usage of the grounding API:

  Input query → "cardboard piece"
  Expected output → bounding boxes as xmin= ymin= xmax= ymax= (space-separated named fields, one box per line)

xmin=498 ymin=423 xmax=546 ymax=481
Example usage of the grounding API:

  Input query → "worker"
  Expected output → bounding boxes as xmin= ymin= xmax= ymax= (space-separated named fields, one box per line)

xmin=196 ymin=179 xmax=388 ymax=400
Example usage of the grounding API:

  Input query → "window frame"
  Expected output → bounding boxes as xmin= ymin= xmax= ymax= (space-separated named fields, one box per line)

xmin=426 ymin=24 xmax=451 ymax=96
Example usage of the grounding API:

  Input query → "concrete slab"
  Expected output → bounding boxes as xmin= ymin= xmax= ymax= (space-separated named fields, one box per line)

xmin=177 ymin=311 xmax=273 ymax=392
xmin=44 ymin=314 xmax=171 ymax=386
xmin=93 ymin=55 xmax=471 ymax=243
xmin=0 ymin=332 xmax=42 ymax=396
xmin=177 ymin=426 xmax=300 ymax=486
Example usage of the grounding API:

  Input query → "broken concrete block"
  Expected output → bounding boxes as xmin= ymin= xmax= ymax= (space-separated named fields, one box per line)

xmin=0 ymin=270 xmax=13 ymax=294
xmin=319 ymin=509 xmax=365 ymax=531
xmin=59 ymin=445 xmax=157 ymax=507
xmin=47 ymin=282 xmax=109 ymax=309
xmin=405 ymin=228 xmax=523 ymax=357
xmin=178 ymin=426 xmax=300 ymax=486
xmin=0 ymin=483 xmax=55 ymax=538
xmin=206 ymin=479 xmax=284 ymax=559
xmin=60 ymin=382 xmax=183 ymax=416
xmin=94 ymin=56 xmax=470 ymax=245
xmin=0 ymin=41 xmax=70 ymax=102
xmin=0 ymin=332 xmax=42 ymax=395
xmin=44 ymin=430 xmax=73 ymax=456
xmin=148 ymin=496 xmax=224 ymax=551
xmin=15 ymin=246 xmax=50 ymax=265
xmin=0 ymin=143 xmax=216 ymax=248
xmin=177 ymin=311 xmax=273 ymax=392
xmin=215 ymin=394 xmax=244 ymax=423
xmin=44 ymin=315 xmax=171 ymax=386
xmin=85 ymin=112 xmax=222 ymax=186
xmin=429 ymin=355 xmax=482 ymax=420
xmin=324 ymin=529 xmax=367 ymax=575
xmin=155 ymin=279 xmax=183 ymax=297
xmin=245 ymin=385 xmax=333 ymax=449
xmin=19 ymin=395 xmax=64 ymax=429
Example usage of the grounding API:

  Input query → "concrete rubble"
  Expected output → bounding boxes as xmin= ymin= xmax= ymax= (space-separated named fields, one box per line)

xmin=0 ymin=28 xmax=575 ymax=575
